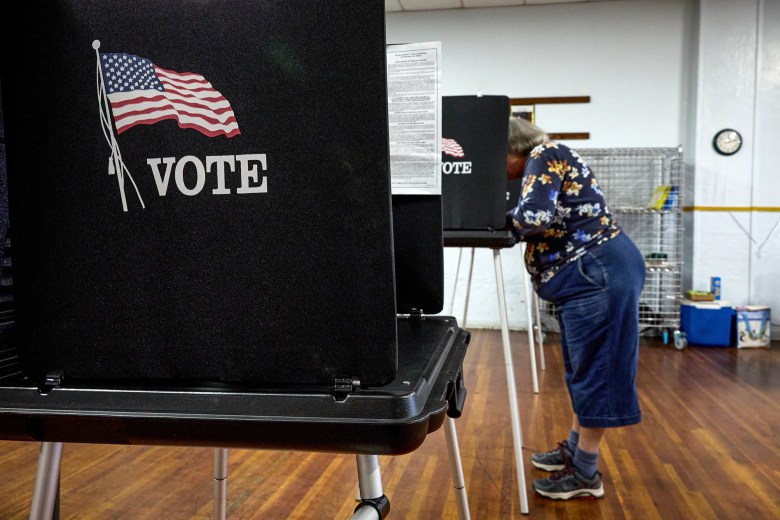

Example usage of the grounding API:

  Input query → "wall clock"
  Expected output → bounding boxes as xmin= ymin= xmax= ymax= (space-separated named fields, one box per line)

xmin=713 ymin=128 xmax=742 ymax=156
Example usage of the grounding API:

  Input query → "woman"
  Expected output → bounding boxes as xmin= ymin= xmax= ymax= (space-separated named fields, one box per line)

xmin=506 ymin=117 xmax=646 ymax=500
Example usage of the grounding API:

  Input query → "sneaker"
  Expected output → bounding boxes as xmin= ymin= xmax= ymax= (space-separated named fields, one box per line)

xmin=530 ymin=440 xmax=573 ymax=472
xmin=533 ymin=466 xmax=604 ymax=500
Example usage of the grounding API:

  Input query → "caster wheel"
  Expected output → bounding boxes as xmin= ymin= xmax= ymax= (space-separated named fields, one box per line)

xmin=673 ymin=331 xmax=687 ymax=350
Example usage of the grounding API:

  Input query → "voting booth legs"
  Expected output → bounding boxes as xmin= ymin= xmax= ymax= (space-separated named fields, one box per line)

xmin=450 ymin=246 xmax=544 ymax=391
xmin=29 ymin=443 xmax=61 ymax=520
xmin=491 ymin=248 xmax=530 ymax=515
xmin=444 ymin=239 xmax=530 ymax=515
xmin=29 ymin=433 xmax=470 ymax=520
xmin=214 ymin=448 xmax=228 ymax=520
xmin=443 ymin=417 xmax=470 ymax=520
xmin=351 ymin=419 xmax=470 ymax=519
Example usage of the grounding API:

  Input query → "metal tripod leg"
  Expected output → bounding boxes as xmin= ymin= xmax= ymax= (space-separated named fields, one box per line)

xmin=448 ymin=247 xmax=464 ymax=316
xmin=213 ymin=448 xmax=228 ymax=520
xmin=29 ymin=442 xmax=63 ymax=520
xmin=533 ymin=292 xmax=546 ymax=370
xmin=459 ymin=247 xmax=537 ymax=388
xmin=462 ymin=248 xmax=475 ymax=328
xmin=493 ymin=250 xmax=529 ymax=514
xmin=352 ymin=418 xmax=470 ymax=519
xmin=520 ymin=251 xmax=540 ymax=394
xmin=444 ymin=417 xmax=471 ymax=520
xmin=520 ymin=243 xmax=545 ymax=372
xmin=351 ymin=455 xmax=389 ymax=520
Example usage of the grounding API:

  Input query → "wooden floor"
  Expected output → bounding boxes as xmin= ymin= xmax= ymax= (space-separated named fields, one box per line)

xmin=1 ymin=329 xmax=779 ymax=519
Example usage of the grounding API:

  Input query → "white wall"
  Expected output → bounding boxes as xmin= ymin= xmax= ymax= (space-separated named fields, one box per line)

xmin=386 ymin=0 xmax=688 ymax=149
xmin=751 ymin=0 xmax=780 ymax=338
xmin=388 ymin=0 xmax=780 ymax=338
xmin=386 ymin=0 xmax=692 ymax=329
xmin=692 ymin=0 xmax=780 ymax=339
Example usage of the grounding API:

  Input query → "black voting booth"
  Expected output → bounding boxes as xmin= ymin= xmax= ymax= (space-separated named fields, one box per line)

xmin=439 ymin=95 xmax=532 ymax=513
xmin=0 ymin=2 xmax=469 ymax=518
xmin=4 ymin=0 xmax=399 ymax=387
xmin=507 ymin=178 xmax=524 ymax=212
xmin=441 ymin=95 xmax=515 ymax=248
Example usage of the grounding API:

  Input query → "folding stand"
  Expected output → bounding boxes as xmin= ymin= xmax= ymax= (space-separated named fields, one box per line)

xmin=447 ymin=238 xmax=542 ymax=391
xmin=214 ymin=448 xmax=228 ymax=520
xmin=443 ymin=230 xmax=529 ymax=515
xmin=214 ymin=404 xmax=470 ymax=520
xmin=530 ymin=280 xmax=547 ymax=371
xmin=28 ymin=443 xmax=61 ymax=520
xmin=27 ymin=448 xmax=403 ymax=520
xmin=5 ymin=316 xmax=470 ymax=520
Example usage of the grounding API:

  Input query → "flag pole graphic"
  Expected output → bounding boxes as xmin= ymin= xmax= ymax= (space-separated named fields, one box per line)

xmin=93 ymin=40 xmax=145 ymax=212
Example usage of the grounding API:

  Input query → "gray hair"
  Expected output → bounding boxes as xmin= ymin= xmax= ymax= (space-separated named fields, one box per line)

xmin=507 ymin=117 xmax=550 ymax=156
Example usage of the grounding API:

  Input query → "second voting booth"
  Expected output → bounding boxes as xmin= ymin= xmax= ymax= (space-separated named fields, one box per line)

xmin=0 ymin=2 xmax=471 ymax=518
xmin=440 ymin=94 xmax=546 ymax=514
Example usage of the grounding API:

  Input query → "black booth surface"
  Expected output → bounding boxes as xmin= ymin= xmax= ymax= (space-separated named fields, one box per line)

xmin=441 ymin=95 xmax=510 ymax=231
xmin=507 ymin=177 xmax=523 ymax=213
xmin=392 ymin=196 xmax=444 ymax=316
xmin=0 ymin=317 xmax=470 ymax=456
xmin=0 ymin=1 xmax=398 ymax=386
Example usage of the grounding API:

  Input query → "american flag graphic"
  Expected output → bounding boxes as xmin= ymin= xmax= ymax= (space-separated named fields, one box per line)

xmin=441 ymin=137 xmax=464 ymax=158
xmin=99 ymin=52 xmax=240 ymax=138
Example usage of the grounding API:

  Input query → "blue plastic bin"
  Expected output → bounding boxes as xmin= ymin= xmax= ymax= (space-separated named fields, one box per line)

xmin=680 ymin=302 xmax=735 ymax=347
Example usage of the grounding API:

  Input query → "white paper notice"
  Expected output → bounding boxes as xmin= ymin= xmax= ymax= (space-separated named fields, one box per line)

xmin=386 ymin=42 xmax=442 ymax=195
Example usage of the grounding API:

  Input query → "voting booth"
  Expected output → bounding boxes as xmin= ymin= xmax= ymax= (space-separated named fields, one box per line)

xmin=442 ymin=95 xmax=511 ymax=233
xmin=439 ymin=94 xmax=534 ymax=513
xmin=0 ymin=2 xmax=470 ymax=518
xmin=3 ymin=0 xmax=399 ymax=387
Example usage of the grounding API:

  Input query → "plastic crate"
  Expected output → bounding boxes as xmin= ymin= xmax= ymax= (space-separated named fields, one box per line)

xmin=680 ymin=301 xmax=734 ymax=347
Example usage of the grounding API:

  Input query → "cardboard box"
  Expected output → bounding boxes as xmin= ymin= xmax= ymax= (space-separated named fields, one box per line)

xmin=680 ymin=300 xmax=734 ymax=347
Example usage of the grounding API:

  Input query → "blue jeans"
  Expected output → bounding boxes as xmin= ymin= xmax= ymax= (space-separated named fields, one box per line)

xmin=536 ymin=232 xmax=646 ymax=428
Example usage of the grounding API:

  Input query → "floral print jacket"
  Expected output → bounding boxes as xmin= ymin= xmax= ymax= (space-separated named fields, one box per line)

xmin=507 ymin=142 xmax=621 ymax=286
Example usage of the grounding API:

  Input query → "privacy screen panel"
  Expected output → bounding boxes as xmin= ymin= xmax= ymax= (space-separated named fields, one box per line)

xmin=0 ymin=0 xmax=398 ymax=386
xmin=441 ymin=95 xmax=510 ymax=231
xmin=392 ymin=195 xmax=444 ymax=315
